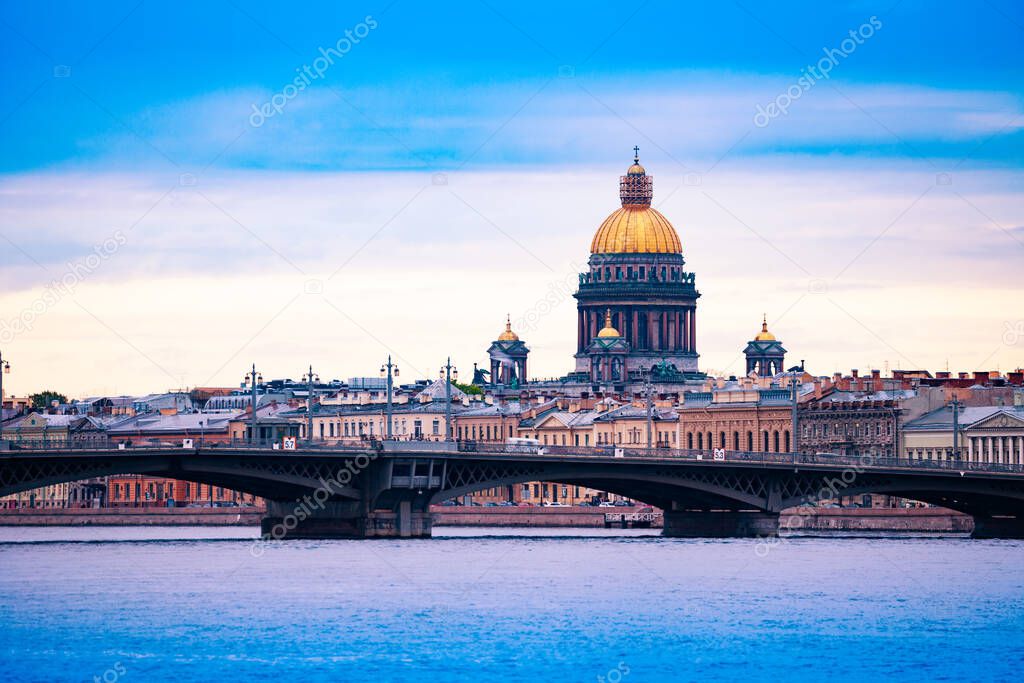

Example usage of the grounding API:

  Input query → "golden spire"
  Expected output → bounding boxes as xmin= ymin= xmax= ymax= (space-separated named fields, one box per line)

xmin=497 ymin=313 xmax=519 ymax=341
xmin=755 ymin=313 xmax=776 ymax=341
xmin=597 ymin=308 xmax=621 ymax=338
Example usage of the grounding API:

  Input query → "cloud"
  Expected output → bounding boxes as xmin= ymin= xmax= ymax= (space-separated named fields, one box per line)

xmin=49 ymin=75 xmax=1024 ymax=171
xmin=0 ymin=157 xmax=1022 ymax=396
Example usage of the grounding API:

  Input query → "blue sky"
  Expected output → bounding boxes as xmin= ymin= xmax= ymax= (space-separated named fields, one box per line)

xmin=2 ymin=0 xmax=1023 ymax=171
xmin=1 ymin=1 xmax=1023 ymax=396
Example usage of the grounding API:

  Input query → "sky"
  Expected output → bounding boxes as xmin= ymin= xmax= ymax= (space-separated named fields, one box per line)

xmin=1 ymin=0 xmax=1022 ymax=398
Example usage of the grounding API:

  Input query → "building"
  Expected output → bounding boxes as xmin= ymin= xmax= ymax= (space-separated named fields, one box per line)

xmin=744 ymin=316 xmax=787 ymax=377
xmin=107 ymin=474 xmax=259 ymax=507
xmin=290 ymin=378 xmax=470 ymax=443
xmin=677 ymin=378 xmax=803 ymax=453
xmin=903 ymin=402 xmax=1024 ymax=465
xmin=487 ymin=316 xmax=529 ymax=386
xmin=573 ymin=151 xmax=701 ymax=380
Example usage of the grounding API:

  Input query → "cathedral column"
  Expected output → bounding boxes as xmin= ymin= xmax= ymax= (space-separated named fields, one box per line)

xmin=689 ymin=307 xmax=696 ymax=352
xmin=686 ymin=309 xmax=693 ymax=352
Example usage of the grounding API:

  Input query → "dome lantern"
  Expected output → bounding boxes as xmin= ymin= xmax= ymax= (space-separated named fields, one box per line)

xmin=590 ymin=148 xmax=683 ymax=254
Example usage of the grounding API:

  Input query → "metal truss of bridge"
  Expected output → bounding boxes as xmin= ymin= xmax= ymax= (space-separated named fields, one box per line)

xmin=3 ymin=441 xmax=1024 ymax=539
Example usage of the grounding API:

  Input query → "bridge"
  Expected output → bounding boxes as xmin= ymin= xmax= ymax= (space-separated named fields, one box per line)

xmin=3 ymin=441 xmax=1024 ymax=538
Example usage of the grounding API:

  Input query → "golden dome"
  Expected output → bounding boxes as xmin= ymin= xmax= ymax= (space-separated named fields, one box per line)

xmin=591 ymin=205 xmax=682 ymax=254
xmin=597 ymin=309 xmax=621 ymax=338
xmin=754 ymin=314 xmax=776 ymax=341
xmin=497 ymin=314 xmax=519 ymax=342
xmin=590 ymin=149 xmax=682 ymax=254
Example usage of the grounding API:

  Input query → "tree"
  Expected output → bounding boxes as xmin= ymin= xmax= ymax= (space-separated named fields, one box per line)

xmin=30 ymin=390 xmax=68 ymax=409
xmin=453 ymin=381 xmax=483 ymax=396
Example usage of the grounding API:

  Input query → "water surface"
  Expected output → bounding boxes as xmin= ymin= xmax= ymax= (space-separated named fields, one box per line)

xmin=1 ymin=527 xmax=1021 ymax=681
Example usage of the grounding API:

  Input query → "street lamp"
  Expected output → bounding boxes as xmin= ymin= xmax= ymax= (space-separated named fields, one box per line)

xmin=243 ymin=364 xmax=263 ymax=445
xmin=642 ymin=367 xmax=654 ymax=449
xmin=303 ymin=365 xmax=319 ymax=444
xmin=380 ymin=356 xmax=399 ymax=439
xmin=0 ymin=353 xmax=9 ymax=442
xmin=951 ymin=396 xmax=963 ymax=461
xmin=440 ymin=357 xmax=457 ymax=441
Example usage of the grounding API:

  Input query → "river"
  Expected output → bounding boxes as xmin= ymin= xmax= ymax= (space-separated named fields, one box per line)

xmin=1 ymin=527 xmax=1021 ymax=682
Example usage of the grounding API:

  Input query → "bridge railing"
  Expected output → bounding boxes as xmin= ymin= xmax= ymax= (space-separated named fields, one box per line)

xmin=454 ymin=441 xmax=1024 ymax=475
xmin=0 ymin=436 xmax=380 ymax=453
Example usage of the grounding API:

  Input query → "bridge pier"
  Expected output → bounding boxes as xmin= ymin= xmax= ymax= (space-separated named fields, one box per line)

xmin=663 ymin=511 xmax=780 ymax=538
xmin=260 ymin=501 xmax=432 ymax=540
xmin=971 ymin=515 xmax=1024 ymax=539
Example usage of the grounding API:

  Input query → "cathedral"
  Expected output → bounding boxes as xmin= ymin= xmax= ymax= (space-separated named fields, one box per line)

xmin=483 ymin=149 xmax=788 ymax=388
xmin=573 ymin=149 xmax=701 ymax=382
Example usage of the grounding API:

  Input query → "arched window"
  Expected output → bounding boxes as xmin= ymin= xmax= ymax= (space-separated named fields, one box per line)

xmin=687 ymin=432 xmax=694 ymax=449
xmin=773 ymin=431 xmax=780 ymax=452
xmin=747 ymin=431 xmax=753 ymax=451
xmin=719 ymin=431 xmax=726 ymax=449
xmin=733 ymin=431 xmax=740 ymax=450
xmin=762 ymin=431 xmax=769 ymax=451
xmin=784 ymin=430 xmax=791 ymax=452
xmin=697 ymin=433 xmax=703 ymax=450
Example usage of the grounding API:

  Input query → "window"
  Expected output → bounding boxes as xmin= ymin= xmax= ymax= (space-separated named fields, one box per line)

xmin=414 ymin=420 xmax=422 ymax=437
xmin=432 ymin=420 xmax=440 ymax=435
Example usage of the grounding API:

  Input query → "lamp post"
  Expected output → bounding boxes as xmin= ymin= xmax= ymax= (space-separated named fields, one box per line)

xmin=380 ymin=356 xmax=399 ymax=439
xmin=243 ymin=364 xmax=262 ymax=445
xmin=951 ymin=396 xmax=963 ymax=461
xmin=303 ymin=365 xmax=319 ymax=444
xmin=788 ymin=369 xmax=801 ymax=454
xmin=441 ymin=357 xmax=457 ymax=441
xmin=0 ymin=352 xmax=9 ymax=442
xmin=643 ymin=368 xmax=654 ymax=449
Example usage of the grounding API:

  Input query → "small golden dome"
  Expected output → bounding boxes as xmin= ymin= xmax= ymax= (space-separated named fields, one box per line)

xmin=754 ymin=314 xmax=776 ymax=341
xmin=597 ymin=309 xmax=621 ymax=338
xmin=497 ymin=314 xmax=519 ymax=342
xmin=626 ymin=146 xmax=645 ymax=175
xmin=591 ymin=205 xmax=682 ymax=254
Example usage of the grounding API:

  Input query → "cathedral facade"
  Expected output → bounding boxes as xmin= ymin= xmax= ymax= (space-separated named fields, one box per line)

xmin=573 ymin=151 xmax=701 ymax=381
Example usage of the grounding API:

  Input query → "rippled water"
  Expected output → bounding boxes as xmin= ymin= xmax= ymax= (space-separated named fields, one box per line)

xmin=1 ymin=527 xmax=1022 ymax=682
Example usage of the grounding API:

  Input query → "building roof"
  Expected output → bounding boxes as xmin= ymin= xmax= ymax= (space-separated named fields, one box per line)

xmin=903 ymin=405 xmax=1024 ymax=431
xmin=107 ymin=411 xmax=242 ymax=434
